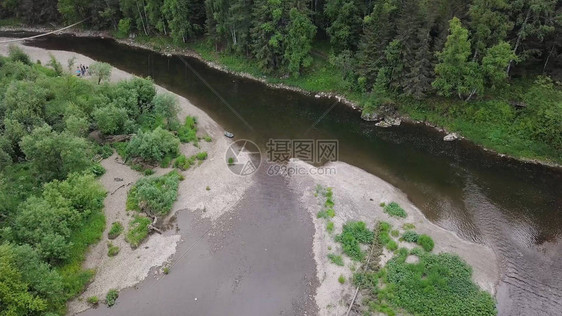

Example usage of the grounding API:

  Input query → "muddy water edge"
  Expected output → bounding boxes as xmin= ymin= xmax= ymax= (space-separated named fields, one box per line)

xmin=3 ymin=32 xmax=561 ymax=315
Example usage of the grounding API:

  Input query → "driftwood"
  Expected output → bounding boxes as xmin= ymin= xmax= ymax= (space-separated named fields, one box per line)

xmin=105 ymin=134 xmax=132 ymax=143
xmin=111 ymin=184 xmax=125 ymax=195
xmin=148 ymin=215 xmax=163 ymax=234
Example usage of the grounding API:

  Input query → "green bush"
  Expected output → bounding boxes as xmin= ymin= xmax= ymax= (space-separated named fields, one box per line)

xmin=105 ymin=289 xmax=119 ymax=307
xmin=127 ymin=171 xmax=181 ymax=215
xmin=390 ymin=229 xmax=399 ymax=237
xmin=125 ymin=216 xmax=152 ymax=248
xmin=177 ymin=116 xmax=198 ymax=143
xmin=401 ymin=231 xmax=419 ymax=243
xmin=93 ymin=105 xmax=131 ymax=135
xmin=196 ymin=151 xmax=208 ymax=160
xmin=117 ymin=18 xmax=131 ymax=38
xmin=126 ymin=127 xmax=180 ymax=164
xmin=417 ymin=234 xmax=434 ymax=252
xmin=108 ymin=222 xmax=124 ymax=240
xmin=90 ymin=163 xmax=106 ymax=177
xmin=152 ymin=93 xmax=178 ymax=127
xmin=384 ymin=202 xmax=407 ymax=218
xmin=8 ymin=45 xmax=31 ymax=65
xmin=89 ymin=62 xmax=112 ymax=84
xmin=174 ymin=155 xmax=192 ymax=170
xmin=386 ymin=240 xmax=398 ymax=251
xmin=335 ymin=221 xmax=374 ymax=261
xmin=328 ymin=253 xmax=344 ymax=266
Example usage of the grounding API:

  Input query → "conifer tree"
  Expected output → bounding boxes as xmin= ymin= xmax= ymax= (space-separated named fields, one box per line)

xmin=433 ymin=17 xmax=483 ymax=100
xmin=285 ymin=7 xmax=317 ymax=77
xmin=250 ymin=0 xmax=286 ymax=73
xmin=324 ymin=0 xmax=363 ymax=51
xmin=468 ymin=0 xmax=512 ymax=58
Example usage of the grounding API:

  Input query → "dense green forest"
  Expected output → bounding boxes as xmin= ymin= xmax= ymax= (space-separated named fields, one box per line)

xmin=1 ymin=0 xmax=561 ymax=162
xmin=0 ymin=46 xmax=190 ymax=314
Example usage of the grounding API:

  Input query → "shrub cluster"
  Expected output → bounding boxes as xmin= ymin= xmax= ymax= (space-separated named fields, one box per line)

xmin=126 ymin=127 xmax=180 ymax=164
xmin=383 ymin=202 xmax=407 ymax=218
xmin=417 ymin=234 xmax=435 ymax=252
xmin=378 ymin=249 xmax=496 ymax=315
xmin=335 ymin=221 xmax=374 ymax=261
xmin=401 ymin=230 xmax=419 ymax=243
xmin=126 ymin=171 xmax=181 ymax=216
xmin=327 ymin=253 xmax=344 ymax=266
xmin=108 ymin=222 xmax=124 ymax=240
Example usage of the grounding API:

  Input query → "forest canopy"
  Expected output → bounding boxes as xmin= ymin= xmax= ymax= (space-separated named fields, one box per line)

xmin=0 ymin=48 xmax=183 ymax=314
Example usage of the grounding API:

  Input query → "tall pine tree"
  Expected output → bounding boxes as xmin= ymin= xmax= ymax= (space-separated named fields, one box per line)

xmin=433 ymin=17 xmax=483 ymax=100
xmin=285 ymin=7 xmax=317 ymax=77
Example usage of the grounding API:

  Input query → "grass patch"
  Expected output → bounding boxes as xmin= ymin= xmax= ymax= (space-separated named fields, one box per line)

xmin=196 ymin=151 xmax=208 ymax=160
xmin=402 ymin=223 xmax=416 ymax=230
xmin=107 ymin=242 xmax=120 ymax=257
xmin=126 ymin=171 xmax=181 ymax=215
xmin=86 ymin=296 xmax=99 ymax=306
xmin=338 ymin=275 xmax=346 ymax=284
xmin=57 ymin=211 xmax=106 ymax=302
xmin=354 ymin=237 xmax=496 ymax=316
xmin=105 ymin=289 xmax=119 ymax=307
xmin=125 ymin=215 xmax=152 ymax=248
xmin=377 ymin=248 xmax=496 ymax=315
xmin=335 ymin=221 xmax=374 ymax=261
xmin=327 ymin=253 xmax=344 ymax=266
xmin=112 ymin=142 xmax=128 ymax=159
xmin=377 ymin=221 xmax=393 ymax=248
xmin=417 ymin=234 xmax=435 ymax=252
xmin=401 ymin=230 xmax=419 ymax=243
xmin=384 ymin=202 xmax=407 ymax=218
xmin=177 ymin=115 xmax=198 ymax=144
xmin=108 ymin=222 xmax=124 ymax=240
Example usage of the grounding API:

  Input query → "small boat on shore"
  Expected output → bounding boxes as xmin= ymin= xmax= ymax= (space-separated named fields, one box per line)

xmin=224 ymin=131 xmax=234 ymax=138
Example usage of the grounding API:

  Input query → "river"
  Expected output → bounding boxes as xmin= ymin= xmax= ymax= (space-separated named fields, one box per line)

xmin=4 ymin=32 xmax=561 ymax=315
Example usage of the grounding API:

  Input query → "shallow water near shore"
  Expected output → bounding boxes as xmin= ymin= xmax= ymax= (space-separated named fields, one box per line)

xmin=3 ymin=32 xmax=561 ymax=315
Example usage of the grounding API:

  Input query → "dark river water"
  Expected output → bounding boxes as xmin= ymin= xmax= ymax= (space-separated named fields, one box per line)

xmin=4 ymin=32 xmax=561 ymax=315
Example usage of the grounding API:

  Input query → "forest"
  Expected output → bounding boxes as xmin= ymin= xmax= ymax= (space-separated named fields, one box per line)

xmin=1 ymin=0 xmax=561 ymax=161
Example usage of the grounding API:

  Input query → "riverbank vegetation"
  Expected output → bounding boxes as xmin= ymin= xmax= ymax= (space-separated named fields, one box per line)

xmin=0 ymin=47 xmax=187 ymax=314
xmin=319 ymin=187 xmax=496 ymax=315
xmin=2 ymin=0 xmax=559 ymax=163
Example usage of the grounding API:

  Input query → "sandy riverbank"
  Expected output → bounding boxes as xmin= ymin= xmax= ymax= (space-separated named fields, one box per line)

xmin=0 ymin=41 xmax=255 ymax=314
xmin=287 ymin=159 xmax=500 ymax=315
